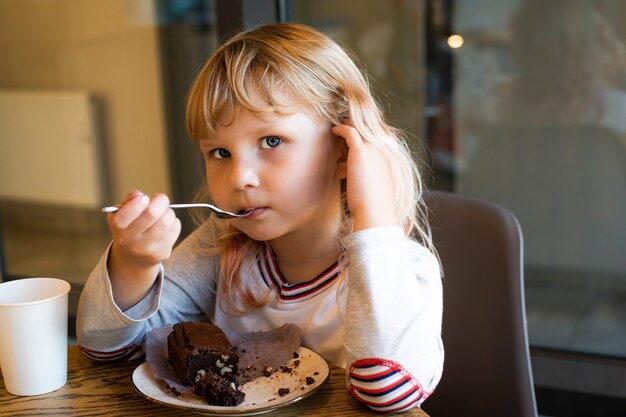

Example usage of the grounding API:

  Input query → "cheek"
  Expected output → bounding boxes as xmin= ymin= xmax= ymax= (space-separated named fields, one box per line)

xmin=278 ymin=160 xmax=339 ymax=203
xmin=205 ymin=168 xmax=226 ymax=201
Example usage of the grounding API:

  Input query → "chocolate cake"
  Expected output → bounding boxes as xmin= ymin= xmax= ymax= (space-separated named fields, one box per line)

xmin=167 ymin=321 xmax=245 ymax=405
xmin=192 ymin=370 xmax=245 ymax=406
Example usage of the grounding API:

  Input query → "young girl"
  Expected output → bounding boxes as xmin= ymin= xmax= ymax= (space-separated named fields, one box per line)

xmin=77 ymin=23 xmax=443 ymax=412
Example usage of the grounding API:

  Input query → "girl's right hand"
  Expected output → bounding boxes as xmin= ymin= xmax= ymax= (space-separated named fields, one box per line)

xmin=106 ymin=191 xmax=181 ymax=309
xmin=107 ymin=191 xmax=181 ymax=267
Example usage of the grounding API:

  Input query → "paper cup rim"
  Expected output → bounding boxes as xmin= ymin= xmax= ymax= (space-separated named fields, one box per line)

xmin=0 ymin=278 xmax=71 ymax=307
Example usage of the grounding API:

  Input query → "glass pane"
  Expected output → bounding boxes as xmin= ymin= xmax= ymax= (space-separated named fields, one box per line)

xmin=290 ymin=0 xmax=428 ymax=162
xmin=0 ymin=0 xmax=217 ymax=331
xmin=452 ymin=0 xmax=626 ymax=357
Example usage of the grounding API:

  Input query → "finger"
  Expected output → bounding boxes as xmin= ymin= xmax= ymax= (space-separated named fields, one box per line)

xmin=332 ymin=124 xmax=365 ymax=149
xmin=121 ymin=190 xmax=145 ymax=205
xmin=108 ymin=192 xmax=150 ymax=230
xmin=142 ymin=206 xmax=177 ymax=243
xmin=159 ymin=217 xmax=182 ymax=260
xmin=140 ymin=215 xmax=181 ymax=263
xmin=126 ymin=193 xmax=171 ymax=236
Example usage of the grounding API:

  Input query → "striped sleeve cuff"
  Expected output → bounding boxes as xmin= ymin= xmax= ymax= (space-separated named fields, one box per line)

xmin=79 ymin=343 xmax=144 ymax=362
xmin=348 ymin=358 xmax=429 ymax=412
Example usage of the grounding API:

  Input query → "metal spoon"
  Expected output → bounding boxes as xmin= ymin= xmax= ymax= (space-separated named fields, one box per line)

xmin=101 ymin=203 xmax=253 ymax=219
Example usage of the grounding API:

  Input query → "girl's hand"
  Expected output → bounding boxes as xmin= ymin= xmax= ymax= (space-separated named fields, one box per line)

xmin=106 ymin=191 xmax=181 ymax=310
xmin=108 ymin=191 xmax=181 ymax=267
xmin=332 ymin=124 xmax=398 ymax=231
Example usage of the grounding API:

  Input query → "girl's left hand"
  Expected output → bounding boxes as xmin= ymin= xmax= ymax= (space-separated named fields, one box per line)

xmin=332 ymin=124 xmax=398 ymax=231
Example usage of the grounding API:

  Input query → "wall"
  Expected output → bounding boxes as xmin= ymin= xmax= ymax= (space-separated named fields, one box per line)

xmin=0 ymin=0 xmax=171 ymax=202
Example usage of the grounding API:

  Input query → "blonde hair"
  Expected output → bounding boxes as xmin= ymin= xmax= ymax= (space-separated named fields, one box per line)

xmin=186 ymin=23 xmax=434 ymax=315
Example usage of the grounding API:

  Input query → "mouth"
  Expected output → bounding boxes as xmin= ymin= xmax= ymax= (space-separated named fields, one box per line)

xmin=237 ymin=207 xmax=265 ymax=218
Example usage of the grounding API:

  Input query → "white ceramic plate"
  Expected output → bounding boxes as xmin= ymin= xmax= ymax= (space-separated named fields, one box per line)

xmin=131 ymin=347 xmax=330 ymax=416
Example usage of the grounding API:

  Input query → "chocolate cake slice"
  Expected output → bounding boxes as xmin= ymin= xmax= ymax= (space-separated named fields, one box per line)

xmin=192 ymin=370 xmax=245 ymax=406
xmin=167 ymin=321 xmax=244 ymax=405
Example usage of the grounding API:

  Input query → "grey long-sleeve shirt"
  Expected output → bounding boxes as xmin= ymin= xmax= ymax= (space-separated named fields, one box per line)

xmin=77 ymin=223 xmax=443 ymax=411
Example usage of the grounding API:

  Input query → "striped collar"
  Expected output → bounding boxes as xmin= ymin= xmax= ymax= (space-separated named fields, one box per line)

xmin=257 ymin=244 xmax=348 ymax=303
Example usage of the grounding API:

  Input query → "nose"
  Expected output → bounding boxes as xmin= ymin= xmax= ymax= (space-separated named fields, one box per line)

xmin=228 ymin=157 xmax=260 ymax=190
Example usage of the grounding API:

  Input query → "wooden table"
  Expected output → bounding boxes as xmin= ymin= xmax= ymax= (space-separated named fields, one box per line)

xmin=0 ymin=346 xmax=430 ymax=416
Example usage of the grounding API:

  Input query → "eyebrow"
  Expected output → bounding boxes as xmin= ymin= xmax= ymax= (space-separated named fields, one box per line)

xmin=199 ymin=109 xmax=305 ymax=148
xmin=198 ymin=137 xmax=216 ymax=149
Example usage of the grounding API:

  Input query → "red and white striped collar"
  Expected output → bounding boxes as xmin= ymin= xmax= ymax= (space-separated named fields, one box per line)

xmin=257 ymin=244 xmax=348 ymax=303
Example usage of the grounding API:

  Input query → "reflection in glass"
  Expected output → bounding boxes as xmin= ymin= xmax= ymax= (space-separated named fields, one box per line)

xmin=454 ymin=0 xmax=626 ymax=357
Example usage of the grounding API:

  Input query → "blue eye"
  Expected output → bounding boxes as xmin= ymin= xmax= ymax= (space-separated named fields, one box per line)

xmin=261 ymin=136 xmax=281 ymax=149
xmin=211 ymin=148 xmax=230 ymax=159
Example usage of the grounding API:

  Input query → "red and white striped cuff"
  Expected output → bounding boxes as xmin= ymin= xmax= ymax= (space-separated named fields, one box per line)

xmin=79 ymin=344 xmax=144 ymax=362
xmin=348 ymin=358 xmax=429 ymax=412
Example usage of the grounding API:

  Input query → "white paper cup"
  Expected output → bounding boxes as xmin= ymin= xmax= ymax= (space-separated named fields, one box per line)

xmin=0 ymin=277 xmax=71 ymax=396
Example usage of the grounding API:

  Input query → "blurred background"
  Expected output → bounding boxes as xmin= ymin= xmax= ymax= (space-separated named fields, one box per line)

xmin=1 ymin=1 xmax=624 ymax=415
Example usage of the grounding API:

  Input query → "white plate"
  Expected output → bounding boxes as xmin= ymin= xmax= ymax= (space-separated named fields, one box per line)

xmin=131 ymin=346 xmax=330 ymax=416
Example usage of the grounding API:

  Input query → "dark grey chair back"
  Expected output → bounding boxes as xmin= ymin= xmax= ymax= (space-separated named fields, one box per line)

xmin=422 ymin=191 xmax=538 ymax=417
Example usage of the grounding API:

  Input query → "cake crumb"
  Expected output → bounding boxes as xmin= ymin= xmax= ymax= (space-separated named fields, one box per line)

xmin=166 ymin=386 xmax=182 ymax=397
xmin=277 ymin=388 xmax=290 ymax=396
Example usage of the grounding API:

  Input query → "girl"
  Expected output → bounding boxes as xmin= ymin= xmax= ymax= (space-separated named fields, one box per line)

xmin=77 ymin=23 xmax=443 ymax=412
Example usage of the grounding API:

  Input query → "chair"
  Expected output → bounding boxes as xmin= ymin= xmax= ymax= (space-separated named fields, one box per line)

xmin=422 ymin=191 xmax=538 ymax=417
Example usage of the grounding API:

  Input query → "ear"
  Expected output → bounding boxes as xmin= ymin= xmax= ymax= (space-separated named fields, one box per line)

xmin=335 ymin=136 xmax=348 ymax=180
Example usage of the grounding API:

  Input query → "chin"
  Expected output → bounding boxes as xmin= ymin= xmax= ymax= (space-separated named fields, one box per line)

xmin=232 ymin=225 xmax=283 ymax=243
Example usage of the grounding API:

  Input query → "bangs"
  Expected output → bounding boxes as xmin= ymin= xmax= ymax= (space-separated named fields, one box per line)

xmin=216 ymin=61 xmax=302 ymax=126
xmin=187 ymin=34 xmax=344 ymax=143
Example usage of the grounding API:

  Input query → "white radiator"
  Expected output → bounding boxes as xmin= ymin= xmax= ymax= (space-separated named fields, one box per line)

xmin=0 ymin=90 xmax=105 ymax=208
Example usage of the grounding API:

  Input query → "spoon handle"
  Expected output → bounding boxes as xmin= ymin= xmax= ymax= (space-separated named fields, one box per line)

xmin=101 ymin=203 xmax=250 ymax=219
